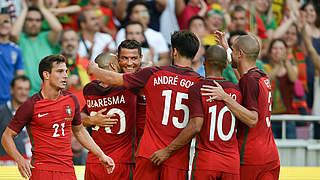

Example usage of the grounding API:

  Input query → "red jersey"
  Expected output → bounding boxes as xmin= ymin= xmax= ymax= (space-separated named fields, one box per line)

xmin=135 ymin=92 xmax=146 ymax=152
xmin=237 ymin=67 xmax=280 ymax=165
xmin=82 ymin=80 xmax=137 ymax=164
xmin=123 ymin=65 xmax=201 ymax=170
xmin=189 ymin=78 xmax=242 ymax=174
xmin=8 ymin=91 xmax=81 ymax=172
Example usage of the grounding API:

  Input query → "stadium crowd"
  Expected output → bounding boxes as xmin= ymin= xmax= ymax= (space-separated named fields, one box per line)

xmin=0 ymin=0 xmax=320 ymax=179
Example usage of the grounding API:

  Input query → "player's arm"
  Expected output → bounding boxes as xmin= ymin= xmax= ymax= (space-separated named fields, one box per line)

xmin=72 ymin=124 xmax=115 ymax=174
xmin=201 ymin=81 xmax=258 ymax=128
xmin=87 ymin=61 xmax=124 ymax=87
xmin=150 ymin=117 xmax=203 ymax=165
xmin=1 ymin=127 xmax=33 ymax=179
xmin=81 ymin=110 xmax=117 ymax=127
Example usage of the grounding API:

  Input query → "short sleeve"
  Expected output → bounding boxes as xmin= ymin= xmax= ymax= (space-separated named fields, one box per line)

xmin=123 ymin=67 xmax=156 ymax=90
xmin=188 ymin=83 xmax=204 ymax=118
xmin=239 ymin=76 xmax=259 ymax=112
xmin=71 ymin=95 xmax=82 ymax=126
xmin=14 ymin=47 xmax=24 ymax=70
xmin=81 ymin=104 xmax=89 ymax=115
xmin=8 ymin=99 xmax=34 ymax=133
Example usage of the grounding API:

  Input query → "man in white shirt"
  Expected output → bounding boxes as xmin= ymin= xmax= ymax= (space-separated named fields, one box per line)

xmin=77 ymin=9 xmax=116 ymax=61
xmin=116 ymin=1 xmax=169 ymax=66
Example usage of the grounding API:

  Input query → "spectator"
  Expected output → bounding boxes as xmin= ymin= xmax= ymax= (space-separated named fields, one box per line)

xmin=71 ymin=133 xmax=87 ymax=165
xmin=229 ymin=5 xmax=248 ymax=33
xmin=115 ymin=0 xmax=166 ymax=31
xmin=301 ymin=21 xmax=320 ymax=139
xmin=175 ymin=0 xmax=207 ymax=30
xmin=229 ymin=5 xmax=267 ymax=41
xmin=116 ymin=1 xmax=170 ymax=66
xmin=77 ymin=9 xmax=116 ymax=61
xmin=0 ymin=0 xmax=21 ymax=22
xmin=263 ymin=39 xmax=298 ymax=139
xmin=187 ymin=16 xmax=207 ymax=76
xmin=188 ymin=15 xmax=208 ymax=41
xmin=0 ymin=75 xmax=30 ymax=165
xmin=202 ymin=4 xmax=224 ymax=48
xmin=0 ymin=8 xmax=24 ymax=105
xmin=81 ymin=0 xmax=117 ymax=37
xmin=42 ymin=0 xmax=81 ymax=30
xmin=125 ymin=21 xmax=154 ymax=67
xmin=61 ymin=29 xmax=91 ymax=108
xmin=253 ymin=0 xmax=276 ymax=38
xmin=10 ymin=0 xmax=62 ymax=96
xmin=300 ymin=1 xmax=320 ymax=112
xmin=159 ymin=0 xmax=180 ymax=45
xmin=282 ymin=23 xmax=309 ymax=115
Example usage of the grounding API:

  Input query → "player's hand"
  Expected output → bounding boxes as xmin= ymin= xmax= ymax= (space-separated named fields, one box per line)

xmin=201 ymin=81 xmax=228 ymax=102
xmin=213 ymin=30 xmax=229 ymax=50
xmin=17 ymin=157 xmax=34 ymax=179
xmin=87 ymin=61 xmax=99 ymax=76
xmin=150 ymin=147 xmax=171 ymax=166
xmin=99 ymin=154 xmax=115 ymax=174
xmin=90 ymin=109 xmax=118 ymax=127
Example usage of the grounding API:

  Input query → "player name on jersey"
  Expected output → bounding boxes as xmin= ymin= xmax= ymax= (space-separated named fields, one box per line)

xmin=86 ymin=95 xmax=125 ymax=108
xmin=153 ymin=75 xmax=194 ymax=88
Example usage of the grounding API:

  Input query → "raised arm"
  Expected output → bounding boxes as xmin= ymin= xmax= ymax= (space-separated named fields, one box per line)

xmin=1 ymin=128 xmax=33 ymax=179
xmin=87 ymin=61 xmax=124 ymax=86
xmin=72 ymin=124 xmax=115 ymax=174
xmin=175 ymin=0 xmax=186 ymax=17
xmin=10 ymin=0 xmax=28 ymax=43
xmin=201 ymin=81 xmax=258 ymax=128
xmin=37 ymin=0 xmax=62 ymax=45
xmin=150 ymin=117 xmax=203 ymax=165
xmin=114 ymin=0 xmax=128 ymax=22
xmin=301 ymin=26 xmax=320 ymax=72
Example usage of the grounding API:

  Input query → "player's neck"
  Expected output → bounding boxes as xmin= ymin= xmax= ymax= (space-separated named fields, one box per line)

xmin=174 ymin=57 xmax=192 ymax=67
xmin=238 ymin=59 xmax=256 ymax=76
xmin=41 ymin=87 xmax=61 ymax=100
xmin=0 ymin=35 xmax=9 ymax=44
xmin=205 ymin=72 xmax=223 ymax=79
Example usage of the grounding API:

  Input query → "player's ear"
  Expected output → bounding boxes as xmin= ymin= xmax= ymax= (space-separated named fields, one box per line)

xmin=43 ymin=71 xmax=50 ymax=80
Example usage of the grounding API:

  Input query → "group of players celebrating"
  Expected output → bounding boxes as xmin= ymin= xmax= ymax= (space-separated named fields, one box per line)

xmin=1 ymin=30 xmax=280 ymax=180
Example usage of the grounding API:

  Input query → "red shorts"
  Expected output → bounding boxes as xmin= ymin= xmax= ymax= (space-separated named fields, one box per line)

xmin=134 ymin=156 xmax=188 ymax=180
xmin=240 ymin=161 xmax=280 ymax=180
xmin=191 ymin=169 xmax=239 ymax=180
xmin=85 ymin=163 xmax=134 ymax=180
xmin=30 ymin=168 xmax=76 ymax=180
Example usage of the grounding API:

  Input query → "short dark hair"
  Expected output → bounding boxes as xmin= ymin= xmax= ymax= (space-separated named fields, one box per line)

xmin=38 ymin=55 xmax=66 ymax=80
xmin=60 ymin=28 xmax=79 ymax=44
xmin=125 ymin=21 xmax=144 ymax=32
xmin=118 ymin=40 xmax=142 ymax=56
xmin=188 ymin=15 xmax=206 ymax=29
xmin=231 ymin=5 xmax=247 ymax=18
xmin=171 ymin=30 xmax=199 ymax=60
xmin=205 ymin=45 xmax=227 ymax=70
xmin=228 ymin=30 xmax=247 ymax=46
xmin=10 ymin=75 xmax=31 ymax=88
xmin=127 ymin=1 xmax=148 ymax=18
xmin=28 ymin=7 xmax=44 ymax=20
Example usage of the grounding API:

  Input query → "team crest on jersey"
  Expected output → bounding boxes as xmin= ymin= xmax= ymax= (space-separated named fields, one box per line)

xmin=65 ymin=105 xmax=73 ymax=121
xmin=11 ymin=51 xmax=17 ymax=64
